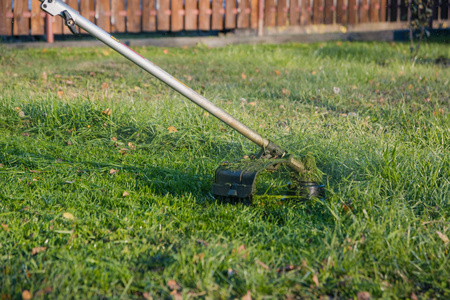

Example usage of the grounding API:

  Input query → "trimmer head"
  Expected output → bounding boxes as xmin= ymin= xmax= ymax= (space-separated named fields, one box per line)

xmin=212 ymin=149 xmax=325 ymax=202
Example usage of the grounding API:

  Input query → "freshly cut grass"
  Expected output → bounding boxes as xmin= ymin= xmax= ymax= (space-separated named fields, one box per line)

xmin=0 ymin=41 xmax=449 ymax=299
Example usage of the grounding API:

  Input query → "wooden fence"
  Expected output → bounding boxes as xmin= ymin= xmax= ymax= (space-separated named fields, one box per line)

xmin=0 ymin=0 xmax=449 ymax=40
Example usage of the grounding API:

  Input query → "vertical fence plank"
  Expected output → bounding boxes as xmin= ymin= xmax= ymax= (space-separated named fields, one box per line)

xmin=324 ymin=0 xmax=334 ymax=23
xmin=313 ymin=0 xmax=324 ymax=24
xmin=13 ymin=0 xmax=29 ymax=35
xmin=199 ymin=0 xmax=211 ymax=30
xmin=172 ymin=0 xmax=184 ymax=31
xmin=31 ymin=0 xmax=45 ymax=35
xmin=336 ymin=0 xmax=347 ymax=23
xmin=143 ymin=0 xmax=157 ymax=31
xmin=226 ymin=0 xmax=237 ymax=28
xmin=290 ymin=0 xmax=300 ymax=26
xmin=265 ymin=0 xmax=276 ymax=26
xmin=250 ymin=0 xmax=258 ymax=27
xmin=158 ymin=0 xmax=171 ymax=30
xmin=348 ymin=0 xmax=358 ymax=23
xmin=53 ymin=15 xmax=63 ymax=35
xmin=127 ymin=0 xmax=141 ymax=32
xmin=380 ymin=0 xmax=387 ymax=21
xmin=112 ymin=0 xmax=126 ymax=32
xmin=212 ymin=0 xmax=224 ymax=30
xmin=370 ymin=0 xmax=379 ymax=21
xmin=277 ymin=0 xmax=288 ymax=26
xmin=0 ymin=0 xmax=12 ymax=35
xmin=80 ymin=0 xmax=93 ymax=33
xmin=185 ymin=0 xmax=198 ymax=30
xmin=63 ymin=0 xmax=78 ymax=34
xmin=301 ymin=0 xmax=312 ymax=25
xmin=97 ymin=0 xmax=112 ymax=32
xmin=238 ymin=0 xmax=250 ymax=28
xmin=359 ymin=0 xmax=369 ymax=22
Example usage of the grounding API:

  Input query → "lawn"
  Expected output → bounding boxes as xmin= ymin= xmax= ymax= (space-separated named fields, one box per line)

xmin=0 ymin=40 xmax=449 ymax=299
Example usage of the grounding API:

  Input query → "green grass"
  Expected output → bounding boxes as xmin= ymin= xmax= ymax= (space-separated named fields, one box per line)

xmin=0 ymin=40 xmax=449 ymax=299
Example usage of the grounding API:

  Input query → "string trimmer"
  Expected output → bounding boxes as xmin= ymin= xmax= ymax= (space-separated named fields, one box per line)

xmin=38 ymin=0 xmax=325 ymax=202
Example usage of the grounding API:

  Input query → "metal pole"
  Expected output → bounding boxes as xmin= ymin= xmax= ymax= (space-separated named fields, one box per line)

xmin=39 ymin=0 xmax=270 ymax=150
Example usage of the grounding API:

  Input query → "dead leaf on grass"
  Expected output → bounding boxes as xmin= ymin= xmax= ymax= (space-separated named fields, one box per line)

xmin=357 ymin=291 xmax=371 ymax=300
xmin=18 ymin=111 xmax=26 ymax=117
xmin=102 ymin=108 xmax=111 ymax=116
xmin=312 ymin=274 xmax=319 ymax=287
xmin=31 ymin=247 xmax=47 ymax=255
xmin=437 ymin=231 xmax=449 ymax=245
xmin=170 ymin=290 xmax=182 ymax=300
xmin=248 ymin=101 xmax=257 ymax=106
xmin=63 ymin=212 xmax=74 ymax=220
xmin=242 ymin=290 xmax=252 ymax=300
xmin=22 ymin=290 xmax=32 ymax=300
xmin=57 ymin=91 xmax=64 ymax=98
xmin=163 ymin=49 xmax=169 ymax=54
xmin=1 ymin=224 xmax=9 ymax=231
xmin=167 ymin=279 xmax=181 ymax=290
xmin=168 ymin=126 xmax=178 ymax=133
xmin=274 ymin=70 xmax=281 ymax=76
xmin=255 ymin=259 xmax=270 ymax=270
xmin=241 ymin=73 xmax=247 ymax=80
xmin=276 ymin=265 xmax=298 ymax=273
xmin=128 ymin=142 xmax=136 ymax=150
xmin=109 ymin=169 xmax=118 ymax=175
xmin=123 ymin=191 xmax=130 ymax=197
xmin=41 ymin=71 xmax=47 ymax=81
xmin=29 ymin=170 xmax=41 ymax=173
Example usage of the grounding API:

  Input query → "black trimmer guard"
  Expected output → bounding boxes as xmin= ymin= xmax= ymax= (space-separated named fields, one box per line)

xmin=212 ymin=156 xmax=325 ymax=202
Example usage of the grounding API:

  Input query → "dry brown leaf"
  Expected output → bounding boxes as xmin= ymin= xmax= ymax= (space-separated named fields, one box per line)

xmin=42 ymin=48 xmax=47 ymax=53
xmin=119 ymin=148 xmax=128 ymax=155
xmin=18 ymin=111 xmax=26 ymax=117
xmin=22 ymin=290 xmax=32 ymax=300
xmin=203 ymin=112 xmax=209 ymax=118
xmin=274 ymin=70 xmax=281 ymax=76
xmin=0 ymin=164 xmax=3 ymax=168
xmin=42 ymin=71 xmax=47 ymax=81
xmin=242 ymin=290 xmax=252 ymax=300
xmin=62 ymin=212 xmax=74 ymax=220
xmin=31 ymin=246 xmax=47 ymax=256
xmin=29 ymin=170 xmax=41 ymax=173
xmin=123 ymin=191 xmax=130 ymax=197
xmin=128 ymin=142 xmax=136 ymax=150
xmin=241 ymin=73 xmax=247 ymax=80
xmin=22 ymin=132 xmax=30 ymax=137
xmin=109 ymin=169 xmax=117 ymax=175
xmin=67 ymin=140 xmax=72 ymax=145
xmin=170 ymin=290 xmax=182 ymax=300
xmin=167 ymin=279 xmax=181 ymax=290
xmin=281 ymin=88 xmax=290 ymax=96
xmin=102 ymin=108 xmax=112 ymax=116
xmin=255 ymin=259 xmax=270 ymax=270
xmin=101 ymin=82 xmax=109 ymax=89
xmin=437 ymin=231 xmax=449 ymax=245
xmin=89 ymin=71 xmax=95 ymax=77
xmin=163 ymin=49 xmax=169 ymax=54
xmin=357 ymin=291 xmax=371 ymax=300
xmin=248 ymin=102 xmax=257 ymax=106
xmin=1 ymin=224 xmax=8 ymax=231
xmin=311 ymin=71 xmax=316 ymax=75
xmin=57 ymin=91 xmax=64 ymax=98
xmin=312 ymin=274 xmax=319 ymax=287
xmin=111 ymin=137 xmax=118 ymax=142
xmin=411 ymin=292 xmax=418 ymax=300
xmin=168 ymin=126 xmax=178 ymax=133
xmin=142 ymin=292 xmax=151 ymax=299
xmin=196 ymin=239 xmax=209 ymax=246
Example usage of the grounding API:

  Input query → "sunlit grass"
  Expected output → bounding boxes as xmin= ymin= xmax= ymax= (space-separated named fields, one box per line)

xmin=0 ymin=41 xmax=449 ymax=299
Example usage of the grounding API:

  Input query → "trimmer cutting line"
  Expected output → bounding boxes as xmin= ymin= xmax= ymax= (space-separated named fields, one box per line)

xmin=38 ymin=0 xmax=325 ymax=202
